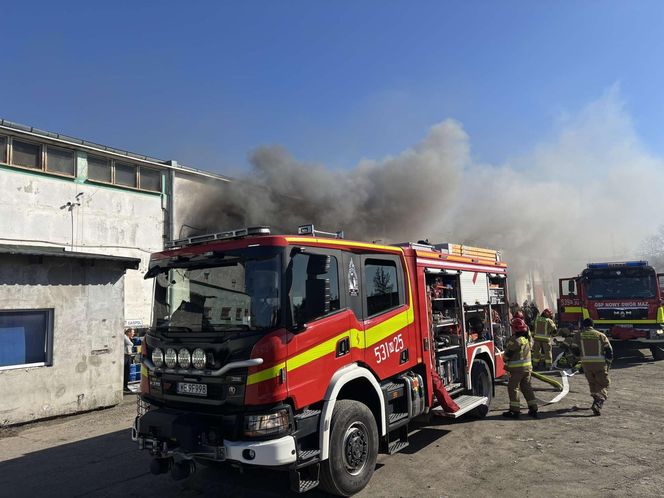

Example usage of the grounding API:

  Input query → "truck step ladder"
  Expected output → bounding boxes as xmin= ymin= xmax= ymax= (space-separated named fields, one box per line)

xmin=432 ymin=395 xmax=488 ymax=418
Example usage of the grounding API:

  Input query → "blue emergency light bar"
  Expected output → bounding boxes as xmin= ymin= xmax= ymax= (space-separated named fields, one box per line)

xmin=587 ymin=261 xmax=648 ymax=269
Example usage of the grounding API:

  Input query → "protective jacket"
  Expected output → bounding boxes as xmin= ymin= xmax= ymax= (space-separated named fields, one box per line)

xmin=533 ymin=315 xmax=557 ymax=342
xmin=572 ymin=327 xmax=613 ymax=365
xmin=504 ymin=334 xmax=532 ymax=371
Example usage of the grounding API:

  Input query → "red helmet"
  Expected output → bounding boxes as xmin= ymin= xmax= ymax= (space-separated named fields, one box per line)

xmin=514 ymin=311 xmax=525 ymax=319
xmin=542 ymin=308 xmax=553 ymax=318
xmin=511 ymin=318 xmax=528 ymax=333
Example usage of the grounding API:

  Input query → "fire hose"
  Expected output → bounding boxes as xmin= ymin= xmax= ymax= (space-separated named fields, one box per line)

xmin=531 ymin=370 xmax=571 ymax=405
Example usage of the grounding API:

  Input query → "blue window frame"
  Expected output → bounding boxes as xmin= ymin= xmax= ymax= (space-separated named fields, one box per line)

xmin=0 ymin=309 xmax=54 ymax=369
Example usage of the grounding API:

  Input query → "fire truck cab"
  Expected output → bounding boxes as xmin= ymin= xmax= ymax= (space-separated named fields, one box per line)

xmin=133 ymin=225 xmax=511 ymax=495
xmin=558 ymin=261 xmax=664 ymax=360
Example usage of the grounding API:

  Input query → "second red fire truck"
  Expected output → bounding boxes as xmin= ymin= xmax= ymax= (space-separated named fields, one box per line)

xmin=558 ymin=261 xmax=664 ymax=360
xmin=133 ymin=225 xmax=512 ymax=495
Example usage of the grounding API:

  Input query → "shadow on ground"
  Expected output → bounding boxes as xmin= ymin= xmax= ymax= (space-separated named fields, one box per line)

xmin=0 ymin=429 xmax=320 ymax=498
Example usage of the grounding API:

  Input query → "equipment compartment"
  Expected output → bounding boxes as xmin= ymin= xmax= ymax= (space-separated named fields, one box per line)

xmin=427 ymin=272 xmax=464 ymax=387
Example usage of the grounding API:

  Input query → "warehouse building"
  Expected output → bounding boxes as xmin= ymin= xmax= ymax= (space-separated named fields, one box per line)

xmin=0 ymin=119 xmax=231 ymax=425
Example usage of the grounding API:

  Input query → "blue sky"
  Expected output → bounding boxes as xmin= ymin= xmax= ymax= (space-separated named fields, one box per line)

xmin=3 ymin=1 xmax=664 ymax=174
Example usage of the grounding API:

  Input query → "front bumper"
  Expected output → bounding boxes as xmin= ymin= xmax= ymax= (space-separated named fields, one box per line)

xmin=133 ymin=407 xmax=296 ymax=467
xmin=135 ymin=430 xmax=296 ymax=466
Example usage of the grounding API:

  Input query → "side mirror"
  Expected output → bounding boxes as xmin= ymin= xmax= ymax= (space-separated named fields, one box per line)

xmin=568 ymin=280 xmax=576 ymax=294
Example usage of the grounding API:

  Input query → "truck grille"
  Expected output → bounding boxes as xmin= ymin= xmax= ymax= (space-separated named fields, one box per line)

xmin=596 ymin=307 xmax=649 ymax=320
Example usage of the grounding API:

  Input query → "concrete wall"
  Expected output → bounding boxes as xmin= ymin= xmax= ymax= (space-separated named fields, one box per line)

xmin=0 ymin=255 xmax=128 ymax=426
xmin=0 ymin=166 xmax=164 ymax=325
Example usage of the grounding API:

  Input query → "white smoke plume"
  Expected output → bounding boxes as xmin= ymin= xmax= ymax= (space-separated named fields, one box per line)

xmin=191 ymin=85 xmax=664 ymax=294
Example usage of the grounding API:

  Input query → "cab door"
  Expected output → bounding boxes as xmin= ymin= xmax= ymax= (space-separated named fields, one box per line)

xmin=285 ymin=247 xmax=353 ymax=408
xmin=360 ymin=253 xmax=417 ymax=379
xmin=558 ymin=277 xmax=582 ymax=327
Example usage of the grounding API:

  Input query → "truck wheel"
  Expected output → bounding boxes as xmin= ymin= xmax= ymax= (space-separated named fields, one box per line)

xmin=319 ymin=400 xmax=378 ymax=497
xmin=471 ymin=359 xmax=492 ymax=418
xmin=650 ymin=345 xmax=664 ymax=361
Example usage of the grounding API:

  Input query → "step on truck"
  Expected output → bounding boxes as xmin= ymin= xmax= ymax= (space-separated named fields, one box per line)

xmin=132 ymin=225 xmax=511 ymax=495
xmin=558 ymin=261 xmax=664 ymax=360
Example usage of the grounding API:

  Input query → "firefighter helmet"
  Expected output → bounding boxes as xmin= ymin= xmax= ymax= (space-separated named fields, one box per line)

xmin=511 ymin=318 xmax=529 ymax=333
xmin=542 ymin=308 xmax=553 ymax=318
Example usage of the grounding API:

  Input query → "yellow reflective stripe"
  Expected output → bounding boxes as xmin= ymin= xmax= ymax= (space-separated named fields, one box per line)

xmin=284 ymin=237 xmax=404 ymax=254
xmin=595 ymin=319 xmax=657 ymax=324
xmin=287 ymin=332 xmax=350 ymax=371
xmin=658 ymin=307 xmax=664 ymax=324
xmin=582 ymin=308 xmax=590 ymax=319
xmin=533 ymin=335 xmax=550 ymax=341
xmin=365 ymin=309 xmax=414 ymax=347
xmin=247 ymin=308 xmax=414 ymax=385
xmin=581 ymin=358 xmax=606 ymax=364
xmin=507 ymin=360 xmax=532 ymax=368
xmin=247 ymin=362 xmax=286 ymax=386
xmin=564 ymin=306 xmax=583 ymax=313
xmin=141 ymin=365 xmax=148 ymax=377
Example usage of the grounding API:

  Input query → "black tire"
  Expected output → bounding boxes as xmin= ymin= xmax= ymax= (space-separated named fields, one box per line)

xmin=470 ymin=359 xmax=493 ymax=418
xmin=319 ymin=400 xmax=378 ymax=497
xmin=650 ymin=345 xmax=664 ymax=361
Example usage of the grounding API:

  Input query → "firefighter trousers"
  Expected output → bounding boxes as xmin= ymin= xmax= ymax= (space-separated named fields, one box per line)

xmin=532 ymin=338 xmax=552 ymax=368
xmin=507 ymin=369 xmax=537 ymax=413
xmin=582 ymin=363 xmax=610 ymax=402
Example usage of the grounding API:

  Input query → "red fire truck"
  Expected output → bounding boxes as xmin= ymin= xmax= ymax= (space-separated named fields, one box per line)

xmin=558 ymin=261 xmax=664 ymax=360
xmin=133 ymin=225 xmax=511 ymax=495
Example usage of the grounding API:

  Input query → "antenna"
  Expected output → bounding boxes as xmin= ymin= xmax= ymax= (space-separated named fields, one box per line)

xmin=60 ymin=193 xmax=83 ymax=250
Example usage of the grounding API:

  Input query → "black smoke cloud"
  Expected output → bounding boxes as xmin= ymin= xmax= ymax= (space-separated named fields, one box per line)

xmin=192 ymin=119 xmax=467 ymax=244
xmin=187 ymin=86 xmax=664 ymax=286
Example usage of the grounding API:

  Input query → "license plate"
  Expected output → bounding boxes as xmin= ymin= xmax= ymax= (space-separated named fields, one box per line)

xmin=176 ymin=382 xmax=208 ymax=396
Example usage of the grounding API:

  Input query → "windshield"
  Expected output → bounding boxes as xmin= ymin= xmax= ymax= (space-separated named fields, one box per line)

xmin=586 ymin=269 xmax=657 ymax=300
xmin=150 ymin=247 xmax=282 ymax=332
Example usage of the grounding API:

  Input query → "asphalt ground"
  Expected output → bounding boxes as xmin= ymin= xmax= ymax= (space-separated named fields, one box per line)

xmin=1 ymin=344 xmax=662 ymax=498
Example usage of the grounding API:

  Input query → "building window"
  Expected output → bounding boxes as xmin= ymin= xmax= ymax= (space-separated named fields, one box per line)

xmin=139 ymin=167 xmax=162 ymax=192
xmin=11 ymin=139 xmax=42 ymax=170
xmin=364 ymin=258 xmax=401 ymax=316
xmin=115 ymin=162 xmax=137 ymax=188
xmin=88 ymin=154 xmax=112 ymax=183
xmin=0 ymin=136 xmax=6 ymax=163
xmin=0 ymin=309 xmax=53 ymax=369
xmin=46 ymin=145 xmax=75 ymax=176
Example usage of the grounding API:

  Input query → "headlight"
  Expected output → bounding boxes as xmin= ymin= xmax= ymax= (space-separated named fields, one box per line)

xmin=151 ymin=348 xmax=164 ymax=368
xmin=164 ymin=348 xmax=177 ymax=369
xmin=178 ymin=348 xmax=191 ymax=369
xmin=244 ymin=409 xmax=290 ymax=438
xmin=192 ymin=348 xmax=206 ymax=369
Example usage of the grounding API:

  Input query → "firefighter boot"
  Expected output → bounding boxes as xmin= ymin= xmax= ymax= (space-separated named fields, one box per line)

xmin=502 ymin=410 xmax=520 ymax=419
xmin=528 ymin=407 xmax=539 ymax=418
xmin=591 ymin=399 xmax=601 ymax=416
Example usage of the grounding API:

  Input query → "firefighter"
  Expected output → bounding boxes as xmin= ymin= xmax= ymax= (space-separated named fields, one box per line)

xmin=571 ymin=318 xmax=613 ymax=416
xmin=503 ymin=317 xmax=538 ymax=418
xmin=532 ymin=308 xmax=557 ymax=370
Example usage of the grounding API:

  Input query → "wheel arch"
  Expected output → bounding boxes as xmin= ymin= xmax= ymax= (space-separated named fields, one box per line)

xmin=467 ymin=347 xmax=495 ymax=393
xmin=319 ymin=363 xmax=386 ymax=461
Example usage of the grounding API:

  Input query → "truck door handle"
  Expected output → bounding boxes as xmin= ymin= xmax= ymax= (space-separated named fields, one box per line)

xmin=336 ymin=337 xmax=350 ymax=357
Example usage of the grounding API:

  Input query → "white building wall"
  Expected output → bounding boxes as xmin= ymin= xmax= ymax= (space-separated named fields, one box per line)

xmin=0 ymin=256 xmax=128 ymax=426
xmin=0 ymin=167 xmax=164 ymax=325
